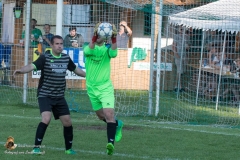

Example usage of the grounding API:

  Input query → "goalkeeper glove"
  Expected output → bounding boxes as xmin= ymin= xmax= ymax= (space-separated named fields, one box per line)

xmin=92 ymin=33 xmax=98 ymax=43
xmin=92 ymin=22 xmax=101 ymax=43
xmin=111 ymin=24 xmax=117 ymax=44
xmin=94 ymin=22 xmax=101 ymax=34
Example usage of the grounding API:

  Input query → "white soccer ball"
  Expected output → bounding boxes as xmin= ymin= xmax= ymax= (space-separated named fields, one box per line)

xmin=97 ymin=22 xmax=113 ymax=39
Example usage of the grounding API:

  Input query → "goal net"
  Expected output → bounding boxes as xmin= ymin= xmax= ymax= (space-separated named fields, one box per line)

xmin=1 ymin=0 xmax=240 ymax=127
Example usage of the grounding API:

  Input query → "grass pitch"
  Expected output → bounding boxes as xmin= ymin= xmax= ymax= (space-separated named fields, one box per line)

xmin=0 ymin=103 xmax=240 ymax=160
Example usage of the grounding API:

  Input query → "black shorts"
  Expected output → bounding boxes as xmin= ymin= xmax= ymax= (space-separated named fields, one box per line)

xmin=38 ymin=97 xmax=70 ymax=120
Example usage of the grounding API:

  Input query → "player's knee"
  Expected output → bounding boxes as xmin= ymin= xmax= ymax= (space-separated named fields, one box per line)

xmin=104 ymin=110 xmax=115 ymax=122
xmin=41 ymin=111 xmax=51 ymax=124
xmin=96 ymin=114 xmax=105 ymax=120
xmin=60 ymin=115 xmax=72 ymax=127
xmin=62 ymin=120 xmax=72 ymax=127
xmin=95 ymin=109 xmax=105 ymax=120
xmin=63 ymin=122 xmax=72 ymax=127
xmin=41 ymin=117 xmax=51 ymax=125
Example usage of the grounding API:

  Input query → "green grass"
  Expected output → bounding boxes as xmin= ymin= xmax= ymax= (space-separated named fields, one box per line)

xmin=1 ymin=103 xmax=240 ymax=159
xmin=1 ymin=85 xmax=240 ymax=127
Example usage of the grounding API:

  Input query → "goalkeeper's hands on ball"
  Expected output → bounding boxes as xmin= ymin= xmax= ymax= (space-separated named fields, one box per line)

xmin=111 ymin=24 xmax=117 ymax=44
xmin=92 ymin=22 xmax=101 ymax=43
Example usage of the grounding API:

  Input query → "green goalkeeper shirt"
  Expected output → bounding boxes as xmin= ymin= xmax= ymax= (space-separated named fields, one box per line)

xmin=84 ymin=44 xmax=117 ymax=85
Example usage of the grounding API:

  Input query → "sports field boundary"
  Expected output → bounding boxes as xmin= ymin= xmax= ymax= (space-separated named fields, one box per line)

xmin=1 ymin=113 xmax=240 ymax=137
xmin=0 ymin=141 xmax=161 ymax=160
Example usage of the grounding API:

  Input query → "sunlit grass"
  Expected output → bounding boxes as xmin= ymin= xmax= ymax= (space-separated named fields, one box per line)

xmin=1 ymin=86 xmax=240 ymax=127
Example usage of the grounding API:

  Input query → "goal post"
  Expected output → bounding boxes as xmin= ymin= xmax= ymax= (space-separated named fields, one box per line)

xmin=1 ymin=0 xmax=240 ymax=127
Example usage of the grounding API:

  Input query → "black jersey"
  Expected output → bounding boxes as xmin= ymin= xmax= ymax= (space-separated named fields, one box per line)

xmin=32 ymin=51 xmax=76 ymax=97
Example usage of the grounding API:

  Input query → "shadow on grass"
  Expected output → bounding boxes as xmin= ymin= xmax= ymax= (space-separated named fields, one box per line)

xmin=1 ymin=86 xmax=240 ymax=127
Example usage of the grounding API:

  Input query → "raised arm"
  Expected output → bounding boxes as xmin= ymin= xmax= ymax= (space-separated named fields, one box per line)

xmin=111 ymin=24 xmax=117 ymax=51
xmin=125 ymin=25 xmax=132 ymax=37
xmin=89 ymin=22 xmax=102 ymax=49
xmin=89 ymin=34 xmax=97 ymax=49
xmin=120 ymin=21 xmax=132 ymax=37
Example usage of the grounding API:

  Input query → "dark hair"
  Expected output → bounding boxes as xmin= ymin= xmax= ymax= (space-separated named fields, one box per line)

xmin=50 ymin=35 xmax=63 ymax=44
xmin=31 ymin=18 xmax=37 ymax=23
xmin=69 ymin=26 xmax=76 ymax=31
xmin=44 ymin=24 xmax=51 ymax=27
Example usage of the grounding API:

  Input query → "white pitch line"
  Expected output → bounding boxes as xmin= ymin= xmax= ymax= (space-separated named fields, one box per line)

xmin=0 ymin=142 xmax=160 ymax=160
xmin=1 ymin=114 xmax=240 ymax=137
xmin=130 ymin=124 xmax=240 ymax=137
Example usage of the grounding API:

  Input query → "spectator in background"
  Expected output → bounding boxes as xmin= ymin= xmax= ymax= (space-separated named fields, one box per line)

xmin=207 ymin=46 xmax=218 ymax=65
xmin=210 ymin=53 xmax=233 ymax=69
xmin=204 ymin=52 xmax=233 ymax=102
xmin=205 ymin=31 xmax=216 ymax=51
xmin=116 ymin=20 xmax=132 ymax=48
xmin=63 ymin=26 xmax=84 ymax=48
xmin=172 ymin=26 xmax=190 ymax=93
xmin=22 ymin=19 xmax=42 ymax=47
xmin=42 ymin=24 xmax=54 ymax=52
xmin=204 ymin=30 xmax=223 ymax=52
xmin=225 ymin=32 xmax=236 ymax=53
xmin=220 ymin=57 xmax=240 ymax=105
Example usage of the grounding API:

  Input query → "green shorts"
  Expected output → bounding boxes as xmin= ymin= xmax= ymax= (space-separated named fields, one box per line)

xmin=86 ymin=82 xmax=115 ymax=111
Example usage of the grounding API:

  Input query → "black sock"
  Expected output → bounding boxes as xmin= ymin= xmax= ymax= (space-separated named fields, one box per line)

xmin=107 ymin=123 xmax=117 ymax=145
xmin=103 ymin=119 xmax=118 ymax=126
xmin=64 ymin=126 xmax=73 ymax=150
xmin=34 ymin=122 xmax=48 ymax=146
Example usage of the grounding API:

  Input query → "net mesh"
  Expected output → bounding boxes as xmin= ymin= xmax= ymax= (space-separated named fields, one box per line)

xmin=101 ymin=0 xmax=219 ymax=15
xmin=1 ymin=0 xmax=240 ymax=127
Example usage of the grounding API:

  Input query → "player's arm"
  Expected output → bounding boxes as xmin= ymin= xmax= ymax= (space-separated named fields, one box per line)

xmin=84 ymin=45 xmax=94 ymax=56
xmin=88 ymin=31 xmax=97 ymax=49
xmin=109 ymin=48 xmax=118 ymax=58
xmin=120 ymin=21 xmax=132 ymax=37
xmin=107 ymin=24 xmax=118 ymax=58
xmin=89 ymin=22 xmax=101 ymax=49
xmin=111 ymin=39 xmax=117 ymax=50
xmin=73 ymin=67 xmax=86 ymax=77
xmin=125 ymin=25 xmax=132 ymax=37
xmin=68 ymin=57 xmax=86 ymax=77
xmin=111 ymin=23 xmax=117 ymax=52
xmin=13 ymin=64 xmax=35 ymax=77
xmin=13 ymin=55 xmax=45 ymax=78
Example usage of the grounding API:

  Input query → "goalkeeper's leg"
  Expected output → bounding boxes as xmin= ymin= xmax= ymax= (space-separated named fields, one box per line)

xmin=96 ymin=108 xmax=116 ymax=155
xmin=97 ymin=111 xmax=124 ymax=142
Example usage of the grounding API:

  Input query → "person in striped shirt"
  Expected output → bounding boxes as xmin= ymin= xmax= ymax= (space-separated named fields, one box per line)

xmin=13 ymin=35 xmax=85 ymax=155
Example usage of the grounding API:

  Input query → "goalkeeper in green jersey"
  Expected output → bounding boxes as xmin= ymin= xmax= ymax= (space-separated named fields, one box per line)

xmin=83 ymin=23 xmax=123 ymax=155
